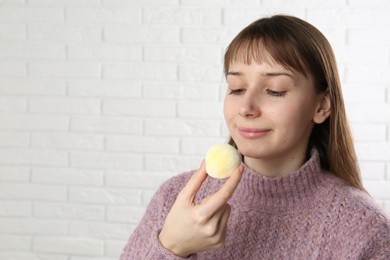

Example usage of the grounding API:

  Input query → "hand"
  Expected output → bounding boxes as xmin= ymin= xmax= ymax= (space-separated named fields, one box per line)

xmin=158 ymin=161 xmax=244 ymax=257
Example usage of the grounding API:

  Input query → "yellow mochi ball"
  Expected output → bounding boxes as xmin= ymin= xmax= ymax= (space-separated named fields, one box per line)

xmin=205 ymin=143 xmax=241 ymax=179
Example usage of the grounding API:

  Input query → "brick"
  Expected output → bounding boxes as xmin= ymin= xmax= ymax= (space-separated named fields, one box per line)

xmin=28 ymin=0 xmax=100 ymax=4
xmin=343 ymin=85 xmax=386 ymax=104
xmin=28 ymin=24 xmax=101 ymax=42
xmin=68 ymin=80 xmax=142 ymax=98
xmin=141 ymin=189 xmax=158 ymax=206
xmin=143 ymin=7 xmax=221 ymax=24
xmin=103 ymin=99 xmax=176 ymax=117
xmin=350 ymin=123 xmax=387 ymax=142
xmin=0 ymin=78 xmax=66 ymax=96
xmin=144 ymin=118 xmax=220 ymax=136
xmin=0 ymin=148 xmax=68 ymax=167
xmin=69 ymin=187 xmax=142 ymax=205
xmin=348 ymin=28 xmax=390 ymax=45
xmin=70 ymin=151 xmax=143 ymax=170
xmin=29 ymin=61 xmax=100 ymax=79
xmin=179 ymin=63 xmax=223 ymax=82
xmin=69 ymin=221 xmax=131 ymax=239
xmin=177 ymin=101 xmax=223 ymax=118
xmin=29 ymin=97 xmax=101 ymax=114
xmin=360 ymin=162 xmax=386 ymax=181
xmin=355 ymin=143 xmax=390 ymax=161
xmin=0 ymin=252 xmax=67 ymax=260
xmin=333 ymin=45 xmax=389 ymax=65
xmin=181 ymin=0 xmax=228 ymax=4
xmin=0 ymin=6 xmax=64 ymax=22
xmin=31 ymin=132 xmax=104 ymax=151
xmin=0 ymin=42 xmax=65 ymax=59
xmin=68 ymin=43 xmax=142 ymax=61
xmin=102 ymin=0 xmax=178 ymax=3
xmin=0 ymin=114 xmax=69 ymax=131
xmin=0 ymin=60 xmax=27 ymax=77
xmin=0 ymin=23 xmax=26 ymax=40
xmin=66 ymin=7 xmax=141 ymax=24
xmin=32 ymin=167 xmax=103 ymax=185
xmin=0 ymin=166 xmax=29 ymax=182
xmin=102 ymin=62 xmax=177 ymax=80
xmin=105 ymin=240 xmax=127 ymax=258
xmin=0 ymin=131 xmax=29 ymax=147
xmin=363 ymin=180 xmax=390 ymax=199
xmin=105 ymin=170 xmax=172 ymax=188
xmin=105 ymin=135 xmax=180 ymax=153
xmin=181 ymin=26 xmax=237 ymax=44
xmin=144 ymin=45 xmax=221 ymax=63
xmin=104 ymin=25 xmax=180 ymax=44
xmin=0 ymin=218 xmax=67 ymax=235
xmin=143 ymin=82 xmax=219 ymax=101
xmin=262 ymin=0 xmax=346 ymax=6
xmin=0 ymin=234 xmax=31 ymax=250
xmin=346 ymin=104 xmax=390 ymax=123
xmin=107 ymin=205 xmax=146 ymax=223
xmin=349 ymin=0 xmax=390 ymax=6
xmin=144 ymin=154 xmax=201 ymax=172
xmin=346 ymin=65 xmax=390 ymax=84
xmin=307 ymin=9 xmax=390 ymax=28
xmin=223 ymin=8 xmax=305 ymax=25
xmin=181 ymin=137 xmax=226 ymax=155
xmin=0 ymin=201 xmax=32 ymax=217
xmin=0 ymin=97 xmax=27 ymax=112
xmin=0 ymin=183 xmax=67 ymax=201
xmin=33 ymin=202 xmax=105 ymax=221
xmin=70 ymin=116 xmax=142 ymax=134
xmin=33 ymin=236 xmax=104 ymax=255
xmin=346 ymin=104 xmax=390 ymax=124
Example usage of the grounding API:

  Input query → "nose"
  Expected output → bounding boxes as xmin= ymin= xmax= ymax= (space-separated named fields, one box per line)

xmin=239 ymin=91 xmax=261 ymax=118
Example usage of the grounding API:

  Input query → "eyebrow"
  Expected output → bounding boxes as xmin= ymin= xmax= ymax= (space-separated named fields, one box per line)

xmin=226 ymin=71 xmax=294 ymax=79
xmin=263 ymin=72 xmax=294 ymax=79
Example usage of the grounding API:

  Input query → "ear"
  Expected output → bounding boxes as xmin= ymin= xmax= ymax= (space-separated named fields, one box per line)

xmin=313 ymin=91 xmax=331 ymax=124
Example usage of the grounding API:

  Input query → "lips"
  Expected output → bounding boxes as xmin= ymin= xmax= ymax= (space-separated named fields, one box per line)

xmin=237 ymin=127 xmax=271 ymax=139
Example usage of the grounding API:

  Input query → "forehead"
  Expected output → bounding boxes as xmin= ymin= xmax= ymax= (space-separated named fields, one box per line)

xmin=224 ymin=36 xmax=309 ymax=78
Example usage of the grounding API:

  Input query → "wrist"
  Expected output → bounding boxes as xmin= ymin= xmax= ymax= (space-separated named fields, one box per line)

xmin=158 ymin=231 xmax=190 ymax=258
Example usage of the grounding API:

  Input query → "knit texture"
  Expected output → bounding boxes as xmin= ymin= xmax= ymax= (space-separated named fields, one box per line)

xmin=121 ymin=150 xmax=390 ymax=259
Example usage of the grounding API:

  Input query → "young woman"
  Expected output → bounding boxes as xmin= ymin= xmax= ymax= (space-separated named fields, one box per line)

xmin=121 ymin=15 xmax=390 ymax=259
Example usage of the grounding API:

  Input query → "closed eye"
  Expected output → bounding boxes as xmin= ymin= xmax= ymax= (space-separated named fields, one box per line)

xmin=229 ymin=88 xmax=245 ymax=95
xmin=266 ymin=89 xmax=286 ymax=97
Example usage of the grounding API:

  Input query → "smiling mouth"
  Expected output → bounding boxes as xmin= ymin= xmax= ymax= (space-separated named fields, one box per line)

xmin=238 ymin=127 xmax=271 ymax=139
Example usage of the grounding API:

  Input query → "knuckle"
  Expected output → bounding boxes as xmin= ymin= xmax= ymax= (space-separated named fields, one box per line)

xmin=203 ymin=223 xmax=218 ymax=237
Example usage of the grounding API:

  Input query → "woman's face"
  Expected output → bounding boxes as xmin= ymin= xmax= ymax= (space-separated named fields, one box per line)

xmin=224 ymin=58 xmax=328 ymax=175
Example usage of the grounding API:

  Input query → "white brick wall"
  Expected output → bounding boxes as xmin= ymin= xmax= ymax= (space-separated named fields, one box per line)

xmin=0 ymin=1 xmax=389 ymax=259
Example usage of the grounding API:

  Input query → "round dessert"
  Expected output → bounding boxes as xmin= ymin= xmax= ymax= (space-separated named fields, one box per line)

xmin=205 ymin=143 xmax=241 ymax=179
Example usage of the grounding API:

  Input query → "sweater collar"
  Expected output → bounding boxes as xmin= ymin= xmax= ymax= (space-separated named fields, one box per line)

xmin=234 ymin=149 xmax=330 ymax=213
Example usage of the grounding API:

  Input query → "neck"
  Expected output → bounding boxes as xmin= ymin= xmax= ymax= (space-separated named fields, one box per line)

xmin=243 ymin=151 xmax=307 ymax=177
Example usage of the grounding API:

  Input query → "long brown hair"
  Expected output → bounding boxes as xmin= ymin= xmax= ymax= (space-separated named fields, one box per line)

xmin=224 ymin=15 xmax=365 ymax=191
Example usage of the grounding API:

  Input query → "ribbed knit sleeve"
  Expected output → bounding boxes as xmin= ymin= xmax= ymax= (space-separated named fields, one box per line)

xmin=120 ymin=172 xmax=197 ymax=260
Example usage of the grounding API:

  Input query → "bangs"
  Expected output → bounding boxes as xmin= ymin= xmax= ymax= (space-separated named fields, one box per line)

xmin=224 ymin=18 xmax=310 ymax=78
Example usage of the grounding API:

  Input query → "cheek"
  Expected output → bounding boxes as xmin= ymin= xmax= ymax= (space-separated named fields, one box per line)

xmin=223 ymin=99 xmax=232 ymax=125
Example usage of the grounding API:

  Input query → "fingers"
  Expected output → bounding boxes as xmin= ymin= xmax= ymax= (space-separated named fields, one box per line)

xmin=199 ymin=164 xmax=244 ymax=216
xmin=179 ymin=160 xmax=208 ymax=204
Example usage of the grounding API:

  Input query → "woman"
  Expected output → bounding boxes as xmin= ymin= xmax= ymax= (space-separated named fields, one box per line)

xmin=121 ymin=15 xmax=390 ymax=259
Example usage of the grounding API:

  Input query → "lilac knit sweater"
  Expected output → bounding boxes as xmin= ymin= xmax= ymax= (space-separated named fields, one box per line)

xmin=121 ymin=150 xmax=390 ymax=259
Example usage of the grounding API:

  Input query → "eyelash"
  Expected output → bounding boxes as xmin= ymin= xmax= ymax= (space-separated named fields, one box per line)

xmin=266 ymin=89 xmax=286 ymax=97
xmin=229 ymin=88 xmax=286 ymax=97
xmin=229 ymin=89 xmax=245 ymax=95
